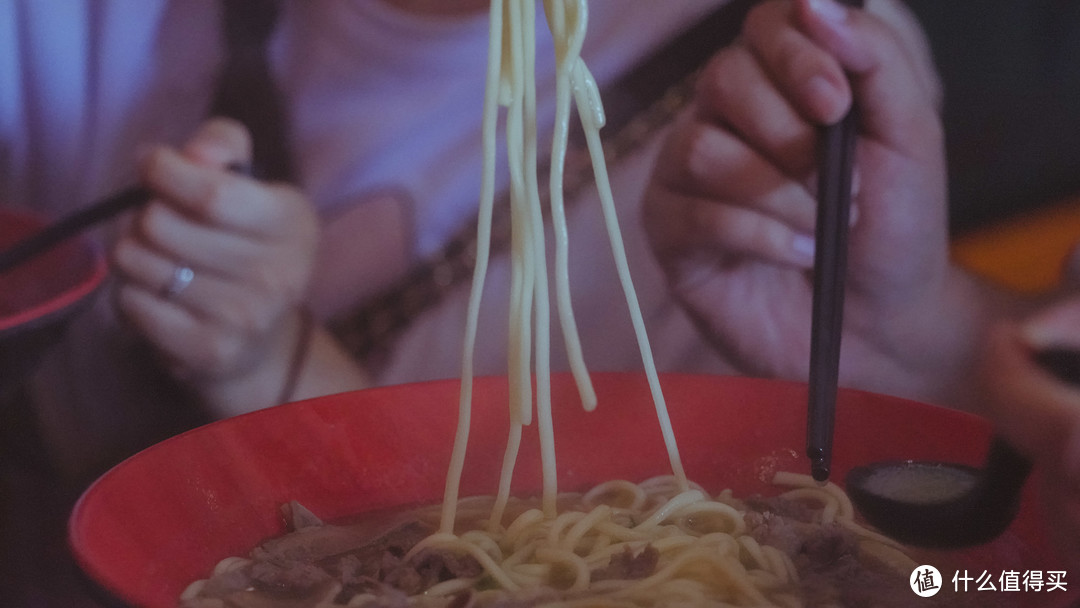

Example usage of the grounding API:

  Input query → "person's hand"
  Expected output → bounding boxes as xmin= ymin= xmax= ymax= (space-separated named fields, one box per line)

xmin=111 ymin=119 xmax=320 ymax=409
xmin=980 ymin=295 xmax=1080 ymax=569
xmin=643 ymin=0 xmax=992 ymax=405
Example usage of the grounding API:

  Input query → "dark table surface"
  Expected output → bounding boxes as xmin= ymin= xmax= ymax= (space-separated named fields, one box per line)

xmin=903 ymin=0 xmax=1080 ymax=235
xmin=0 ymin=388 xmax=111 ymax=607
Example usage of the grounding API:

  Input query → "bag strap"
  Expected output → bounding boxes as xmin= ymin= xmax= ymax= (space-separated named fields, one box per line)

xmin=210 ymin=0 xmax=296 ymax=183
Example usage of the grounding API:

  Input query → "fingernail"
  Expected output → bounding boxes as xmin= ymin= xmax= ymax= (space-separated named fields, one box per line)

xmin=792 ymin=234 xmax=816 ymax=265
xmin=807 ymin=0 xmax=848 ymax=24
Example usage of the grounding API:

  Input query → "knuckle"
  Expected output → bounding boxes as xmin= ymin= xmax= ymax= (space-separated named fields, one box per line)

xmin=243 ymin=312 xmax=275 ymax=340
xmin=742 ymin=0 xmax=783 ymax=38
xmin=275 ymin=185 xmax=322 ymax=237
xmin=741 ymin=212 xmax=790 ymax=262
xmin=250 ymin=264 xmax=286 ymax=296
xmin=756 ymin=220 xmax=790 ymax=260
xmin=780 ymin=138 xmax=817 ymax=177
xmin=707 ymin=52 xmax=750 ymax=104
xmin=269 ymin=186 xmax=306 ymax=228
xmin=680 ymin=123 xmax=726 ymax=187
xmin=695 ymin=49 xmax=758 ymax=125
xmin=141 ymin=147 xmax=171 ymax=186
xmin=212 ymin=301 xmax=248 ymax=336
xmin=237 ymin=297 xmax=278 ymax=338
xmin=195 ymin=179 xmax=235 ymax=223
xmin=137 ymin=203 xmax=170 ymax=243
xmin=217 ymin=296 xmax=269 ymax=340
xmin=697 ymin=48 xmax=738 ymax=101
xmin=699 ymin=204 xmax=738 ymax=246
xmin=113 ymin=284 xmax=140 ymax=316
xmin=200 ymin=332 xmax=245 ymax=373
xmin=227 ymin=276 xmax=295 ymax=338
xmin=109 ymin=237 xmax=136 ymax=270
xmin=698 ymin=203 xmax=783 ymax=262
xmin=772 ymin=36 xmax=810 ymax=83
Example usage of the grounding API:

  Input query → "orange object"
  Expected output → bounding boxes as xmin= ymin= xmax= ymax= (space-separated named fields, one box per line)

xmin=952 ymin=197 xmax=1080 ymax=293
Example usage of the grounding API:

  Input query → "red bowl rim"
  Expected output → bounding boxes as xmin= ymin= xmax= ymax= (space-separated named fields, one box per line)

xmin=67 ymin=373 xmax=1075 ymax=608
xmin=0 ymin=209 xmax=109 ymax=333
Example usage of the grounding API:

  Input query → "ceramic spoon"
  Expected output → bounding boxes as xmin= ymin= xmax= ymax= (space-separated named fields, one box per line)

xmin=845 ymin=347 xmax=1080 ymax=548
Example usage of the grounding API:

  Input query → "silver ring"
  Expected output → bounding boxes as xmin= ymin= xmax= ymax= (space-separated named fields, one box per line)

xmin=162 ymin=265 xmax=195 ymax=298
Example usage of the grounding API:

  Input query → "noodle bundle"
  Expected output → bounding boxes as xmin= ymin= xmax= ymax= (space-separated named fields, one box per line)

xmin=447 ymin=0 xmax=685 ymax=537
xmin=179 ymin=2 xmax=928 ymax=606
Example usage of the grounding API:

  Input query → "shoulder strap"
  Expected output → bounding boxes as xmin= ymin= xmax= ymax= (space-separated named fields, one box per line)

xmin=210 ymin=0 xmax=296 ymax=182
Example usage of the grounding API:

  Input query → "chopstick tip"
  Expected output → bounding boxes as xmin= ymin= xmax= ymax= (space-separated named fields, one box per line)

xmin=809 ymin=453 xmax=831 ymax=483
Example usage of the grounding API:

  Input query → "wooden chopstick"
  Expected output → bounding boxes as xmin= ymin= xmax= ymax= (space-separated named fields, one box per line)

xmin=807 ymin=0 xmax=864 ymax=482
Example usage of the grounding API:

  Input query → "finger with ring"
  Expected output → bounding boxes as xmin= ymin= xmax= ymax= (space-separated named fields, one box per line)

xmin=162 ymin=265 xmax=195 ymax=298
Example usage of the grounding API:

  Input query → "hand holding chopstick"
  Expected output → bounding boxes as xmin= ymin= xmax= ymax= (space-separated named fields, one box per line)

xmin=642 ymin=0 xmax=964 ymax=479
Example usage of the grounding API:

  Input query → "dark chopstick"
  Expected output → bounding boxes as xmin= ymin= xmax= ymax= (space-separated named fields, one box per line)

xmin=0 ymin=163 xmax=251 ymax=275
xmin=0 ymin=186 xmax=152 ymax=274
xmin=807 ymin=0 xmax=864 ymax=482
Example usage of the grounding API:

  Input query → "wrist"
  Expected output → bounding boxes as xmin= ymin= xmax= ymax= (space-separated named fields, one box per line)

xmin=842 ymin=264 xmax=1032 ymax=411
xmin=196 ymin=307 xmax=312 ymax=418
xmin=276 ymin=307 xmax=314 ymax=404
xmin=908 ymin=267 xmax=1035 ymax=410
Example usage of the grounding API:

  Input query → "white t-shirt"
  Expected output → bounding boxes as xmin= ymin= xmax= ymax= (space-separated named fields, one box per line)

xmin=0 ymin=0 xmax=732 ymax=477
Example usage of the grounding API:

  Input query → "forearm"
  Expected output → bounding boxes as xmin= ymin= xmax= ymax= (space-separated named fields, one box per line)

xmin=288 ymin=323 xmax=373 ymax=403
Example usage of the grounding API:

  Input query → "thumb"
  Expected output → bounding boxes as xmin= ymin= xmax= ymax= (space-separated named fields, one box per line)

xmin=181 ymin=118 xmax=253 ymax=172
xmin=794 ymin=0 xmax=941 ymax=153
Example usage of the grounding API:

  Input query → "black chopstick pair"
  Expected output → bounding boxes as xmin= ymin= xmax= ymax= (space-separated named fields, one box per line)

xmin=0 ymin=162 xmax=251 ymax=275
xmin=807 ymin=0 xmax=865 ymax=482
xmin=0 ymin=186 xmax=152 ymax=274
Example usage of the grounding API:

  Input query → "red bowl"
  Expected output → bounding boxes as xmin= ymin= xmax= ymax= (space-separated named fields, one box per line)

xmin=69 ymin=373 xmax=1074 ymax=607
xmin=0 ymin=208 xmax=107 ymax=398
